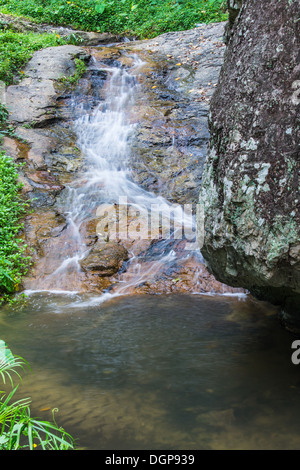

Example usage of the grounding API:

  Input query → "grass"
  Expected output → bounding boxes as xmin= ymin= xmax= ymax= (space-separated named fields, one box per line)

xmin=0 ymin=0 xmax=228 ymax=39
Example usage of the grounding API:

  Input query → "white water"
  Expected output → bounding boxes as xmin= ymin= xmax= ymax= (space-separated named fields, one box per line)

xmin=26 ymin=49 xmax=245 ymax=302
xmin=29 ymin=51 xmax=204 ymax=299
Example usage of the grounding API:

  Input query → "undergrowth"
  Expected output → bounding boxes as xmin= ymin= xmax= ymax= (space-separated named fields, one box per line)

xmin=0 ymin=0 xmax=228 ymax=39
xmin=0 ymin=340 xmax=75 ymax=450
xmin=0 ymin=149 xmax=31 ymax=304
xmin=0 ymin=29 xmax=67 ymax=84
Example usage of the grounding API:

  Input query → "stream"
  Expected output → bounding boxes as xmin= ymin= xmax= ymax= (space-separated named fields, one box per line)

xmin=1 ymin=43 xmax=300 ymax=450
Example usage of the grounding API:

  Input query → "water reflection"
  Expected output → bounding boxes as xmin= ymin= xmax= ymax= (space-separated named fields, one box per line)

xmin=1 ymin=293 xmax=300 ymax=450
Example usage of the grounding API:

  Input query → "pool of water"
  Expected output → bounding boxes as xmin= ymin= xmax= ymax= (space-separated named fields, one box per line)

xmin=1 ymin=292 xmax=299 ymax=450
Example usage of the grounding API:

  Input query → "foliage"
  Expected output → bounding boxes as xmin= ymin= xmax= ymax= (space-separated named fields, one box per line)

xmin=0 ymin=0 xmax=228 ymax=38
xmin=0 ymin=152 xmax=31 ymax=302
xmin=0 ymin=104 xmax=8 ymax=125
xmin=0 ymin=29 xmax=67 ymax=84
xmin=58 ymin=57 xmax=87 ymax=85
xmin=0 ymin=340 xmax=75 ymax=450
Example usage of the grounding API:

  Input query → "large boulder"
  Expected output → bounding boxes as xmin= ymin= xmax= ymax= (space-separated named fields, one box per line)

xmin=198 ymin=0 xmax=300 ymax=331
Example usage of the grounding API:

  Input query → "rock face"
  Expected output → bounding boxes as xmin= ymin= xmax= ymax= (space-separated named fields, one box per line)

xmin=80 ymin=241 xmax=128 ymax=276
xmin=6 ymin=45 xmax=90 ymax=126
xmin=198 ymin=0 xmax=300 ymax=330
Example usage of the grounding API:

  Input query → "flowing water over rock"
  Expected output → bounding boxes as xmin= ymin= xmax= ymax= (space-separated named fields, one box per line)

xmin=16 ymin=28 xmax=241 ymax=298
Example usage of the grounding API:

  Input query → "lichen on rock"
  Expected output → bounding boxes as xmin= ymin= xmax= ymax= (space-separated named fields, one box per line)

xmin=198 ymin=0 xmax=300 ymax=331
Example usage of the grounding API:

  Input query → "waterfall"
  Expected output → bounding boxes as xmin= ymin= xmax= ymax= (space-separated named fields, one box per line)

xmin=24 ymin=51 xmax=208 ymax=298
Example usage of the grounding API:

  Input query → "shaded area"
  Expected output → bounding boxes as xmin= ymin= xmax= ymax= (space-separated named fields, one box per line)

xmin=1 ymin=293 xmax=300 ymax=450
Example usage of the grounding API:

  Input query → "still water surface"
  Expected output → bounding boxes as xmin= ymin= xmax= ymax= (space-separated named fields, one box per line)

xmin=1 ymin=292 xmax=300 ymax=450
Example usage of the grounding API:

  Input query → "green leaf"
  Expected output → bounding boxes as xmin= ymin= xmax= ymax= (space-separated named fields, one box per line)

xmin=95 ymin=2 xmax=106 ymax=14
xmin=0 ymin=340 xmax=14 ymax=367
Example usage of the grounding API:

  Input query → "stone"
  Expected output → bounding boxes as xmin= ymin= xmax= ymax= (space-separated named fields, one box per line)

xmin=124 ymin=22 xmax=226 ymax=204
xmin=3 ymin=25 xmax=241 ymax=297
xmin=80 ymin=241 xmax=129 ymax=277
xmin=198 ymin=0 xmax=300 ymax=331
xmin=6 ymin=45 xmax=90 ymax=126
xmin=23 ymin=45 xmax=90 ymax=81
xmin=223 ymin=1 xmax=244 ymax=44
xmin=14 ymin=127 xmax=59 ymax=170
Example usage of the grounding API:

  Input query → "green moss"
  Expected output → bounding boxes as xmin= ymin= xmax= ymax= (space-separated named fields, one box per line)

xmin=199 ymin=142 xmax=299 ymax=273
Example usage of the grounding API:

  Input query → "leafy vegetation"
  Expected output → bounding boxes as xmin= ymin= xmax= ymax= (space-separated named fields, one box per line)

xmin=0 ymin=150 xmax=30 ymax=304
xmin=0 ymin=0 xmax=228 ymax=39
xmin=0 ymin=29 xmax=67 ymax=84
xmin=58 ymin=57 xmax=87 ymax=85
xmin=0 ymin=340 xmax=75 ymax=450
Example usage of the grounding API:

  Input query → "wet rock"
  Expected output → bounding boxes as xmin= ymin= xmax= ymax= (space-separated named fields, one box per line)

xmin=80 ymin=241 xmax=128 ymax=276
xmin=91 ymin=201 xmax=172 ymax=258
xmin=43 ymin=124 xmax=85 ymax=177
xmin=111 ymin=241 xmax=245 ymax=296
xmin=4 ymin=24 xmax=239 ymax=297
xmin=2 ymin=136 xmax=22 ymax=160
xmin=132 ymin=22 xmax=226 ymax=99
xmin=22 ymin=209 xmax=92 ymax=292
xmin=123 ymin=23 xmax=226 ymax=204
xmin=23 ymin=209 xmax=67 ymax=260
xmin=26 ymin=171 xmax=64 ymax=191
xmin=198 ymin=0 xmax=300 ymax=330
xmin=79 ymin=218 xmax=99 ymax=246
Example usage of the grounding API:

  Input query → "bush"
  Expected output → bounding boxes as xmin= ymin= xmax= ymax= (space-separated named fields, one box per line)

xmin=0 ymin=152 xmax=30 ymax=302
xmin=0 ymin=29 xmax=67 ymax=84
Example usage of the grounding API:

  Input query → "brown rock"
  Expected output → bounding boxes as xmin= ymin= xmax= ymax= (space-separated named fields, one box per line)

xmin=27 ymin=171 xmax=64 ymax=191
xmin=80 ymin=241 xmax=128 ymax=276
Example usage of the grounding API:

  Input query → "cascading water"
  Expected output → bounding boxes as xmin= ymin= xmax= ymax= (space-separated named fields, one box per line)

xmin=32 ymin=52 xmax=203 ymax=298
